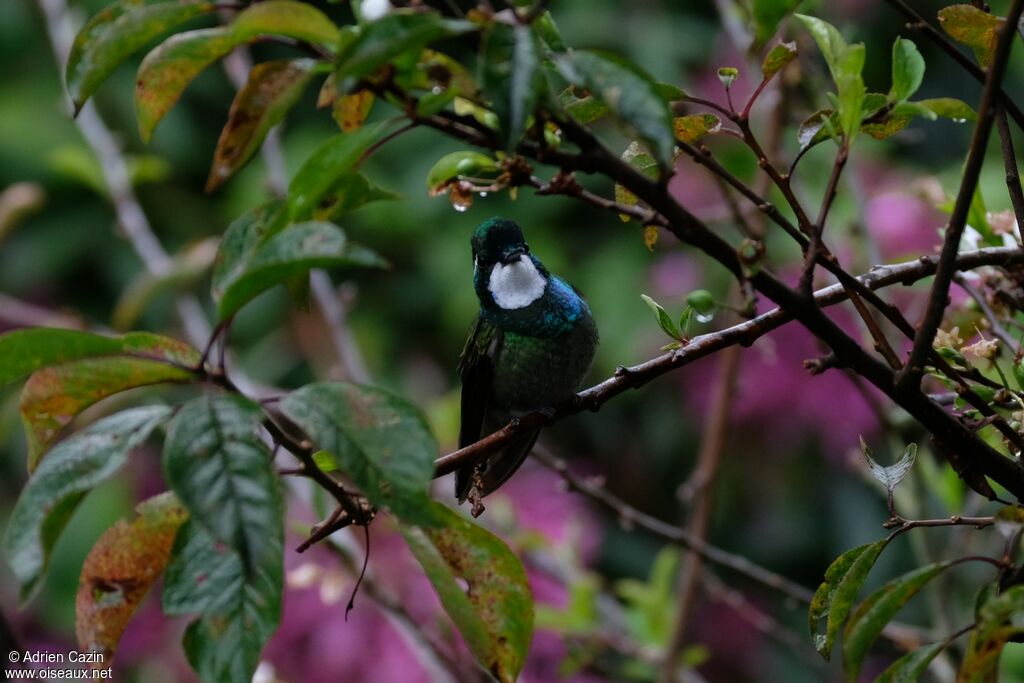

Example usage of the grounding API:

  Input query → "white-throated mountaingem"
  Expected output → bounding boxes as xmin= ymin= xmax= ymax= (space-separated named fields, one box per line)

xmin=456 ymin=218 xmax=599 ymax=511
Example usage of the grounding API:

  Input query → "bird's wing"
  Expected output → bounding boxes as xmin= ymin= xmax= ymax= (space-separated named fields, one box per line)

xmin=457 ymin=314 xmax=502 ymax=450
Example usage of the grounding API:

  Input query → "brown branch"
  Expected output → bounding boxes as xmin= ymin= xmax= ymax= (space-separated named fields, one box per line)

xmin=900 ymin=0 xmax=1024 ymax=390
xmin=996 ymin=107 xmax=1024 ymax=230
xmin=434 ymin=246 xmax=1024 ymax=478
xmin=530 ymin=447 xmax=815 ymax=604
xmin=660 ymin=344 xmax=741 ymax=683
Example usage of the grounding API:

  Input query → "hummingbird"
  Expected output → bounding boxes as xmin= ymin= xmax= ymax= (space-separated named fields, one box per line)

xmin=456 ymin=217 xmax=599 ymax=511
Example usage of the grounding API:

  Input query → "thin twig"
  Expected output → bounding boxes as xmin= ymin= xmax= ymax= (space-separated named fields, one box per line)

xmin=530 ymin=447 xmax=815 ymax=604
xmin=660 ymin=344 xmax=741 ymax=683
xmin=37 ymin=0 xmax=212 ymax=349
xmin=954 ymin=272 xmax=1019 ymax=353
xmin=995 ymin=107 xmax=1024 ymax=230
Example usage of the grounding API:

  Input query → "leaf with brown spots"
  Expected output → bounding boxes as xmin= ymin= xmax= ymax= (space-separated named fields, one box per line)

xmin=958 ymin=585 xmax=1024 ymax=682
xmin=937 ymin=4 xmax=1005 ymax=67
xmin=280 ymin=381 xmax=437 ymax=523
xmin=20 ymin=356 xmax=196 ymax=471
xmin=332 ymin=89 xmax=375 ymax=133
xmin=400 ymin=501 xmax=533 ymax=683
xmin=76 ymin=492 xmax=187 ymax=666
xmin=66 ymin=0 xmax=215 ymax=113
xmin=0 ymin=328 xmax=199 ymax=389
xmin=4 ymin=406 xmax=174 ymax=600
xmin=206 ymin=59 xmax=316 ymax=192
xmin=135 ymin=1 xmax=339 ymax=141
xmin=673 ymin=113 xmax=722 ymax=143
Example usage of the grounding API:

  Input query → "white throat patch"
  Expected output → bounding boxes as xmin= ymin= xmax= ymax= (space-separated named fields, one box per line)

xmin=488 ymin=257 xmax=546 ymax=309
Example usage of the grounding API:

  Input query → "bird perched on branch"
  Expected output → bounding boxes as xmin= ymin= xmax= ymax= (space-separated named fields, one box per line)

xmin=456 ymin=218 xmax=599 ymax=514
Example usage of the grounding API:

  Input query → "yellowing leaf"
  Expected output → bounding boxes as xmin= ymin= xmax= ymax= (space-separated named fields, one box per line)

xmin=76 ymin=493 xmax=187 ymax=666
xmin=938 ymin=4 xmax=1005 ymax=67
xmin=333 ymin=90 xmax=376 ymax=132
xmin=207 ymin=59 xmax=316 ymax=191
xmin=673 ymin=114 xmax=722 ymax=143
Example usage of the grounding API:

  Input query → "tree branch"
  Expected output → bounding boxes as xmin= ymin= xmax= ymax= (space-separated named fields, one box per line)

xmin=434 ymin=246 xmax=1024 ymax=478
xmin=899 ymin=0 xmax=1024 ymax=391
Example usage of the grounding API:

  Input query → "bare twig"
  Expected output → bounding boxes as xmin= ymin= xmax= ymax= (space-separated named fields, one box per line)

xmin=530 ymin=447 xmax=815 ymax=604
xmin=660 ymin=345 xmax=741 ymax=683
xmin=995 ymin=107 xmax=1024 ymax=230
xmin=37 ymin=0 xmax=211 ymax=349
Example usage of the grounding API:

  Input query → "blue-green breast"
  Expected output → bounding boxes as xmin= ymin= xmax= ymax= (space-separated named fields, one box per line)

xmin=487 ymin=276 xmax=599 ymax=410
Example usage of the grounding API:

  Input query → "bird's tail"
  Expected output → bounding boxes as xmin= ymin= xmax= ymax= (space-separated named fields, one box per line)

xmin=455 ymin=417 xmax=540 ymax=506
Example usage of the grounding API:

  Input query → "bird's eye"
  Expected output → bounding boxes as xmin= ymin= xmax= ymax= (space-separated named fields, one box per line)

xmin=523 ymin=244 xmax=530 ymax=253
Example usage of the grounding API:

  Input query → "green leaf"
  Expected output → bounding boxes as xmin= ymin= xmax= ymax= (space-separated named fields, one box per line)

xmin=334 ymin=13 xmax=476 ymax=92
xmin=426 ymin=151 xmax=500 ymax=195
xmin=959 ymin=585 xmax=1024 ymax=682
xmin=808 ymin=539 xmax=888 ymax=660
xmin=400 ymin=501 xmax=533 ymax=683
xmin=534 ymin=11 xmax=566 ymax=53
xmin=560 ymin=90 xmax=608 ymax=125
xmin=135 ymin=1 xmax=339 ymax=141
xmin=20 ymin=355 xmax=197 ymax=471
xmin=835 ymin=45 xmax=866 ymax=142
xmin=555 ymin=49 xmax=675 ymax=166
xmin=211 ymin=199 xmax=288 ymax=302
xmin=206 ymin=58 xmax=317 ymax=192
xmin=4 ymin=406 xmax=172 ymax=600
xmin=860 ymin=439 xmax=917 ymax=497
xmin=215 ymin=221 xmax=386 ymax=319
xmin=842 ymin=561 xmax=956 ymax=681
xmin=287 ymin=124 xmax=385 ymax=220
xmin=481 ymin=23 xmax=544 ymax=149
xmin=0 ymin=328 xmax=200 ymax=389
xmin=673 ymin=114 xmax=722 ymax=143
xmin=762 ymin=41 xmax=798 ymax=81
xmin=751 ymin=0 xmax=802 ymax=48
xmin=938 ymin=4 xmax=1004 ymax=67
xmin=76 ymin=492 xmax=188 ymax=663
xmin=163 ymin=519 xmax=282 ymax=683
xmin=231 ymin=0 xmax=340 ymax=49
xmin=876 ymin=642 xmax=946 ymax=683
xmin=640 ymin=294 xmax=682 ymax=340
xmin=280 ymin=382 xmax=437 ymax=523
xmin=163 ymin=394 xmax=281 ymax=573
xmin=798 ymin=109 xmax=839 ymax=151
xmin=135 ymin=27 xmax=238 ymax=142
xmin=314 ymin=172 xmax=399 ymax=221
xmin=67 ymin=0 xmax=215 ymax=112
xmin=795 ymin=14 xmax=849 ymax=81
xmin=917 ymin=97 xmax=977 ymax=122
xmin=889 ymin=37 xmax=925 ymax=102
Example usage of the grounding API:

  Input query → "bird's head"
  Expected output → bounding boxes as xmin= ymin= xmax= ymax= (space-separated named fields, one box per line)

xmin=471 ymin=218 xmax=548 ymax=310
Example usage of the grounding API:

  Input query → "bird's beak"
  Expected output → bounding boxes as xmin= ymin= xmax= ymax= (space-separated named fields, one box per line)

xmin=501 ymin=247 xmax=526 ymax=264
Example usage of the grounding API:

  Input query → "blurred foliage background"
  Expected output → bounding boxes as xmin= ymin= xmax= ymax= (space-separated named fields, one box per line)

xmin=3 ymin=0 xmax=1024 ymax=681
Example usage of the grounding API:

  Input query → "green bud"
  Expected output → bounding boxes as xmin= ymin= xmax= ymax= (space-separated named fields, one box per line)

xmin=686 ymin=289 xmax=716 ymax=315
